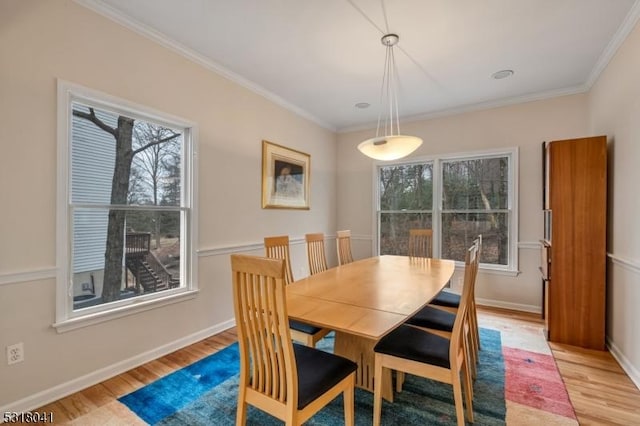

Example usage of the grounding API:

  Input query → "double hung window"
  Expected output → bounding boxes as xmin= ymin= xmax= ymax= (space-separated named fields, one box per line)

xmin=56 ymin=81 xmax=197 ymax=331
xmin=377 ymin=149 xmax=517 ymax=271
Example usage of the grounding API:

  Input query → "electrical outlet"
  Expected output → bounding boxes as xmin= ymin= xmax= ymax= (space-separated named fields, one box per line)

xmin=7 ymin=342 xmax=24 ymax=365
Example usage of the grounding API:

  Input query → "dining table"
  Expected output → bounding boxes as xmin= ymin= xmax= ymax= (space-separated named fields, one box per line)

xmin=286 ymin=255 xmax=456 ymax=400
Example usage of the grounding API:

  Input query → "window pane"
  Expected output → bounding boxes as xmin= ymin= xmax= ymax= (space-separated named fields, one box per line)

xmin=72 ymin=209 xmax=182 ymax=310
xmin=441 ymin=212 xmax=509 ymax=265
xmin=379 ymin=163 xmax=433 ymax=210
xmin=380 ymin=212 xmax=432 ymax=255
xmin=71 ymin=102 xmax=183 ymax=207
xmin=442 ymin=157 xmax=508 ymax=210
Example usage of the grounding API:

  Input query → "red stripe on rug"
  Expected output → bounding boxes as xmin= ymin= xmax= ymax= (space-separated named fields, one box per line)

xmin=503 ymin=347 xmax=576 ymax=419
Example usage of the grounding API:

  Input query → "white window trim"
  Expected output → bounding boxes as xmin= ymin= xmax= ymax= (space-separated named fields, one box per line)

xmin=55 ymin=79 xmax=199 ymax=332
xmin=372 ymin=147 xmax=519 ymax=273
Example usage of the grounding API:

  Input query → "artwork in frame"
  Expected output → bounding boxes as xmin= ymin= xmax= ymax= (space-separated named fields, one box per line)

xmin=262 ymin=140 xmax=310 ymax=209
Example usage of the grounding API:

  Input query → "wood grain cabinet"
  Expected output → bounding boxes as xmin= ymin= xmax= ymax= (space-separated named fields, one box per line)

xmin=541 ymin=136 xmax=607 ymax=350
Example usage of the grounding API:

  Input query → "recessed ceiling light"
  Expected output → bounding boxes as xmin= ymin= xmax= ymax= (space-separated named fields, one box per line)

xmin=355 ymin=102 xmax=370 ymax=109
xmin=492 ymin=69 xmax=514 ymax=80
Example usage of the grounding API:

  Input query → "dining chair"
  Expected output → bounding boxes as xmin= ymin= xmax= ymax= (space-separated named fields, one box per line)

xmin=429 ymin=235 xmax=483 ymax=359
xmin=231 ymin=254 xmax=357 ymax=426
xmin=305 ymin=232 xmax=328 ymax=275
xmin=373 ymin=241 xmax=479 ymax=426
xmin=408 ymin=228 xmax=433 ymax=258
xmin=403 ymin=236 xmax=482 ymax=379
xmin=336 ymin=230 xmax=354 ymax=266
xmin=264 ymin=235 xmax=331 ymax=347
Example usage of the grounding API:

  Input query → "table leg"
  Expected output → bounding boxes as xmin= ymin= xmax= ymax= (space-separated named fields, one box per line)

xmin=333 ymin=331 xmax=393 ymax=401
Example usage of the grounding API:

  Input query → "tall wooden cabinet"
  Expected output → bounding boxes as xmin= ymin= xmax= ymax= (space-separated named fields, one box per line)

xmin=541 ymin=136 xmax=607 ymax=350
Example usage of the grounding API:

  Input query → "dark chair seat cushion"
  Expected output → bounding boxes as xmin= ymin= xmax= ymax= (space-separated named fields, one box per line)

xmin=374 ymin=324 xmax=450 ymax=369
xmin=431 ymin=290 xmax=461 ymax=308
xmin=406 ymin=305 xmax=455 ymax=332
xmin=294 ymin=344 xmax=357 ymax=409
xmin=289 ymin=319 xmax=323 ymax=335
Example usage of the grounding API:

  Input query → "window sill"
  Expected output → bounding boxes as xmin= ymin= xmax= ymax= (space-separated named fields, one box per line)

xmin=53 ymin=289 xmax=199 ymax=333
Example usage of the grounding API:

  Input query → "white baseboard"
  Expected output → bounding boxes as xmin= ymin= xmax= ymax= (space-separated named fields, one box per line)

xmin=0 ymin=318 xmax=236 ymax=415
xmin=477 ymin=297 xmax=541 ymax=314
xmin=607 ymin=337 xmax=640 ymax=391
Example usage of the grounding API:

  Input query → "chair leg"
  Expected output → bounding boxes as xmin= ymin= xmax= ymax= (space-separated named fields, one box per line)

xmin=373 ymin=355 xmax=384 ymax=426
xmin=285 ymin=410 xmax=298 ymax=426
xmin=396 ymin=371 xmax=405 ymax=392
xmin=235 ymin=390 xmax=247 ymax=426
xmin=462 ymin=337 xmax=474 ymax=401
xmin=467 ymin=330 xmax=478 ymax=380
xmin=451 ymin=371 xmax=466 ymax=426
xmin=461 ymin=359 xmax=474 ymax=423
xmin=343 ymin=375 xmax=355 ymax=426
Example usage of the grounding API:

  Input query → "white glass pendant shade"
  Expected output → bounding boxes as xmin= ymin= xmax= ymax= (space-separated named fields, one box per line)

xmin=357 ymin=135 xmax=422 ymax=161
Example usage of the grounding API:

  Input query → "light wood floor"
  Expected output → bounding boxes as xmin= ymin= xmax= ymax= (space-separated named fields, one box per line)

xmin=25 ymin=308 xmax=640 ymax=425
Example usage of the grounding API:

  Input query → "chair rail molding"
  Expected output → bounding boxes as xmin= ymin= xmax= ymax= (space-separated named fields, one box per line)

xmin=198 ymin=235 xmax=329 ymax=258
xmin=518 ymin=241 xmax=541 ymax=250
xmin=608 ymin=253 xmax=640 ymax=274
xmin=0 ymin=267 xmax=57 ymax=287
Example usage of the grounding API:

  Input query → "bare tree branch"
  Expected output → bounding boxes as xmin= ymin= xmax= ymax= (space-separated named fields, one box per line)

xmin=72 ymin=108 xmax=117 ymax=137
xmin=132 ymin=132 xmax=181 ymax=155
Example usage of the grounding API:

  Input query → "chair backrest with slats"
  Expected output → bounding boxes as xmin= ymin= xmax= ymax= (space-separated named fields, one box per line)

xmin=231 ymin=254 xmax=298 ymax=407
xmin=408 ymin=229 xmax=433 ymax=258
xmin=264 ymin=235 xmax=295 ymax=285
xmin=470 ymin=234 xmax=482 ymax=303
xmin=336 ymin=230 xmax=354 ymax=266
xmin=449 ymin=239 xmax=480 ymax=365
xmin=305 ymin=233 xmax=328 ymax=275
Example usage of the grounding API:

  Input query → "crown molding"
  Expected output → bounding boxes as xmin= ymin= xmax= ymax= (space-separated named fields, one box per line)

xmin=73 ymin=0 xmax=335 ymax=132
xmin=338 ymin=84 xmax=588 ymax=133
xmin=585 ymin=0 xmax=640 ymax=88
xmin=75 ymin=0 xmax=640 ymax=136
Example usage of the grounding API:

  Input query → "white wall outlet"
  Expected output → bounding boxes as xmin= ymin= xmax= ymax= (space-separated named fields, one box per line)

xmin=7 ymin=342 xmax=24 ymax=365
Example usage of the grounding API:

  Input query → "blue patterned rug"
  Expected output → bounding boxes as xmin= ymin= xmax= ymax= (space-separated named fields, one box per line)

xmin=120 ymin=329 xmax=505 ymax=425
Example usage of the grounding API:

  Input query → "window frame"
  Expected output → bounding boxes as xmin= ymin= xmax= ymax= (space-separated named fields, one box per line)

xmin=373 ymin=147 xmax=519 ymax=274
xmin=55 ymin=80 xmax=199 ymax=332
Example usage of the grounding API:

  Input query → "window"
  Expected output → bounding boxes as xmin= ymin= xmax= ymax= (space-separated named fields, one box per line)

xmin=56 ymin=81 xmax=198 ymax=331
xmin=376 ymin=149 xmax=518 ymax=272
xmin=379 ymin=162 xmax=433 ymax=255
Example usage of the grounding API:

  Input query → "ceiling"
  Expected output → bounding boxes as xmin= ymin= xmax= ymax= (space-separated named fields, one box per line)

xmin=80 ymin=0 xmax=640 ymax=131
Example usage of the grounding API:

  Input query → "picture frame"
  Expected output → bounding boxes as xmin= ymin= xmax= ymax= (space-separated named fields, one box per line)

xmin=262 ymin=140 xmax=310 ymax=209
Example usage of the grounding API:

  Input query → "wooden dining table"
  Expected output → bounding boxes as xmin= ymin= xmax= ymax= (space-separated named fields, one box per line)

xmin=286 ymin=255 xmax=455 ymax=400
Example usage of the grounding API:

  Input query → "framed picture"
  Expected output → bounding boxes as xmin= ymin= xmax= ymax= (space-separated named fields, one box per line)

xmin=262 ymin=140 xmax=310 ymax=209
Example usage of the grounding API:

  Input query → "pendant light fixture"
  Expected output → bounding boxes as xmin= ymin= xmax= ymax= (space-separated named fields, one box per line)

xmin=357 ymin=33 xmax=422 ymax=161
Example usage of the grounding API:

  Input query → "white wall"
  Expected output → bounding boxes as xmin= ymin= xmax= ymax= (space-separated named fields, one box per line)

xmin=337 ymin=94 xmax=590 ymax=312
xmin=0 ymin=0 xmax=337 ymax=408
xmin=588 ymin=19 xmax=640 ymax=388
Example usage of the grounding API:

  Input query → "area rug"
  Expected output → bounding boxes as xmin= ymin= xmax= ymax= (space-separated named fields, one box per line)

xmin=121 ymin=329 xmax=506 ymax=425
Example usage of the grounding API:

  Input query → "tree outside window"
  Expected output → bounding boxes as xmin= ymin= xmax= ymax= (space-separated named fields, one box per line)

xmin=56 ymin=82 xmax=198 ymax=331
xmin=377 ymin=152 xmax=515 ymax=268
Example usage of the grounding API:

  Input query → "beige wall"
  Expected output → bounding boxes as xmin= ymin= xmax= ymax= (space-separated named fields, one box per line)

xmin=588 ymin=20 xmax=640 ymax=387
xmin=337 ymin=94 xmax=590 ymax=312
xmin=0 ymin=1 xmax=336 ymax=407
